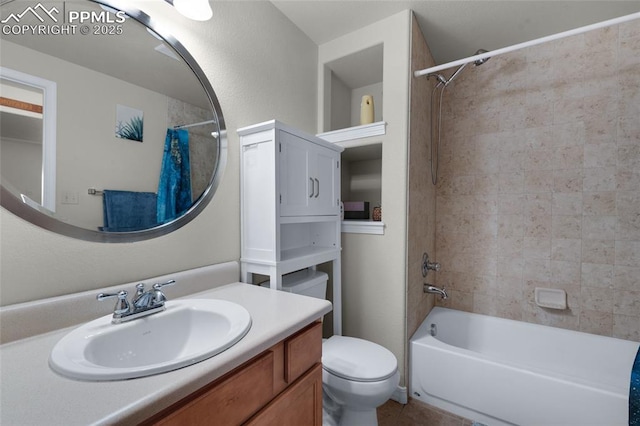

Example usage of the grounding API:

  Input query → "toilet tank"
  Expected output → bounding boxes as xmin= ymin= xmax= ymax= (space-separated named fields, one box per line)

xmin=261 ymin=269 xmax=327 ymax=299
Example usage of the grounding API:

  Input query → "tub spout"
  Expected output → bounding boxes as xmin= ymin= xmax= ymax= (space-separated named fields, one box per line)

xmin=424 ymin=284 xmax=448 ymax=299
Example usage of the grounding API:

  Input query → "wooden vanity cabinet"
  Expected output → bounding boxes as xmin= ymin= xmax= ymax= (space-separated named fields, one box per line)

xmin=144 ymin=321 xmax=322 ymax=426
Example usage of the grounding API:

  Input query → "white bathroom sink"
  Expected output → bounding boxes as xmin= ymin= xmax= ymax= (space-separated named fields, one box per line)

xmin=49 ymin=299 xmax=252 ymax=381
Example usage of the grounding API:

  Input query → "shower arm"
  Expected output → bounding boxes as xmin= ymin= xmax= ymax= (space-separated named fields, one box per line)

xmin=444 ymin=62 xmax=468 ymax=87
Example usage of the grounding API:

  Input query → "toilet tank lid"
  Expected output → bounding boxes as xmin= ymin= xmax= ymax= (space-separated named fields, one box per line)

xmin=322 ymin=336 xmax=397 ymax=382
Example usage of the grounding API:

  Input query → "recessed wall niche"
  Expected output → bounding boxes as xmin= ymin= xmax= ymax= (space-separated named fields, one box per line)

xmin=323 ymin=44 xmax=383 ymax=132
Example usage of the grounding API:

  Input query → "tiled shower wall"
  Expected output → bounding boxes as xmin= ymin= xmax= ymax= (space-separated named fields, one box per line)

xmin=434 ymin=21 xmax=640 ymax=340
xmin=407 ymin=14 xmax=437 ymax=341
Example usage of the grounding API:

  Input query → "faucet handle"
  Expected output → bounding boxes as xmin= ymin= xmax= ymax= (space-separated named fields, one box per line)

xmin=153 ymin=279 xmax=175 ymax=290
xmin=422 ymin=252 xmax=441 ymax=277
xmin=152 ymin=279 xmax=175 ymax=304
xmin=427 ymin=261 xmax=441 ymax=272
xmin=135 ymin=283 xmax=146 ymax=296
xmin=97 ymin=290 xmax=130 ymax=315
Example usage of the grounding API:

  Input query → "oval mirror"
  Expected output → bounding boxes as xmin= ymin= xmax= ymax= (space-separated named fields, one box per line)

xmin=0 ymin=0 xmax=226 ymax=242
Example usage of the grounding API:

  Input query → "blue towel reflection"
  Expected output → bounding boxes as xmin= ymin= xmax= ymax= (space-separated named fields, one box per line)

xmin=101 ymin=190 xmax=158 ymax=232
xmin=631 ymin=346 xmax=640 ymax=425
xmin=157 ymin=128 xmax=192 ymax=224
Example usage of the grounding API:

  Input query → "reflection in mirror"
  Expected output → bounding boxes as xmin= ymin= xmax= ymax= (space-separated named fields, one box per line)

xmin=1 ymin=80 xmax=44 ymax=205
xmin=0 ymin=0 xmax=226 ymax=241
xmin=1 ymin=68 xmax=56 ymax=213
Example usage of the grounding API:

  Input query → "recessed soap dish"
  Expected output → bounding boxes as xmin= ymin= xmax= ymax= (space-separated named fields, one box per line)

xmin=534 ymin=287 xmax=567 ymax=310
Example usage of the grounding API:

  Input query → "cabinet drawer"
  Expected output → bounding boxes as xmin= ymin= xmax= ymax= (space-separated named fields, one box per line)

xmin=151 ymin=351 xmax=275 ymax=426
xmin=285 ymin=321 xmax=322 ymax=383
xmin=245 ymin=363 xmax=322 ymax=426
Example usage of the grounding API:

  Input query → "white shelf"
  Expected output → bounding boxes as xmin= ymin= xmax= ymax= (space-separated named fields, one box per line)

xmin=317 ymin=121 xmax=386 ymax=144
xmin=341 ymin=220 xmax=385 ymax=235
xmin=280 ymin=246 xmax=340 ymax=263
xmin=280 ymin=215 xmax=339 ymax=224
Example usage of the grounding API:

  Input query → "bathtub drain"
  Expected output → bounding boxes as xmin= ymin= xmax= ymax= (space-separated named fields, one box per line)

xmin=430 ymin=323 xmax=437 ymax=336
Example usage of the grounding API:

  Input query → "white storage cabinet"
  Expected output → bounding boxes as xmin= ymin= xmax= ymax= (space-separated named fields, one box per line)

xmin=238 ymin=120 xmax=344 ymax=334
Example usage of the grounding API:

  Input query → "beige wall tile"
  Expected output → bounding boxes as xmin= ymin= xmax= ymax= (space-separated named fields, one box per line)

xmin=614 ymin=265 xmax=640 ymax=291
xmin=584 ymin=143 xmax=617 ymax=168
xmin=616 ymin=214 xmax=640 ymax=241
xmin=553 ymin=169 xmax=583 ymax=193
xmin=581 ymin=286 xmax=613 ymax=312
xmin=407 ymin=15 xmax=438 ymax=349
xmin=551 ymin=260 xmax=581 ymax=286
xmin=613 ymin=290 xmax=640 ymax=316
xmin=552 ymin=215 xmax=582 ymax=239
xmin=619 ymin=36 xmax=640 ymax=67
xmin=581 ymin=263 xmax=614 ymax=289
xmin=585 ymin=116 xmax=617 ymax=145
xmin=616 ymin=169 xmax=640 ymax=191
xmin=618 ymin=143 xmax=640 ymax=171
xmin=613 ymin=314 xmax=640 ymax=341
xmin=525 ymin=170 xmax=554 ymax=193
xmin=551 ymin=238 xmax=582 ymax=262
xmin=432 ymin=21 xmax=639 ymax=339
xmin=524 ymin=214 xmax=553 ymax=239
xmin=582 ymin=239 xmax=615 ymax=264
xmin=579 ymin=309 xmax=613 ymax=336
xmin=524 ymin=237 xmax=552 ymax=260
xmin=582 ymin=215 xmax=616 ymax=240
xmin=552 ymin=193 xmax=583 ymax=215
xmin=583 ymin=167 xmax=617 ymax=192
xmin=615 ymin=240 xmax=640 ymax=267
xmin=583 ymin=192 xmax=616 ymax=215
xmin=524 ymin=258 xmax=551 ymax=282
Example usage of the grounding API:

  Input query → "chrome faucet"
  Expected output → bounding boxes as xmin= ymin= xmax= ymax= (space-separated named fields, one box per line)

xmin=424 ymin=284 xmax=448 ymax=299
xmin=97 ymin=279 xmax=175 ymax=323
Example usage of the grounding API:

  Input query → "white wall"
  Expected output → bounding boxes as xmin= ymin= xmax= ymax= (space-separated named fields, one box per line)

xmin=0 ymin=1 xmax=318 ymax=306
xmin=1 ymin=138 xmax=41 ymax=203
xmin=318 ymin=10 xmax=412 ymax=386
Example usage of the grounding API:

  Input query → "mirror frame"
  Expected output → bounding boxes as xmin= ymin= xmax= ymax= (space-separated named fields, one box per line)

xmin=0 ymin=0 xmax=227 ymax=243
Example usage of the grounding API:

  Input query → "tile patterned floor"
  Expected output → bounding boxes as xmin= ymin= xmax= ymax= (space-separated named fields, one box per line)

xmin=377 ymin=399 xmax=473 ymax=426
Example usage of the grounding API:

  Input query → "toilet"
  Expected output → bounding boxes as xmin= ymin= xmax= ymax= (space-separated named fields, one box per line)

xmin=263 ymin=269 xmax=399 ymax=425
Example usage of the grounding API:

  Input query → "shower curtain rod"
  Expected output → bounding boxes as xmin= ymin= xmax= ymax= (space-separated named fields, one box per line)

xmin=414 ymin=11 xmax=640 ymax=78
xmin=173 ymin=119 xmax=216 ymax=129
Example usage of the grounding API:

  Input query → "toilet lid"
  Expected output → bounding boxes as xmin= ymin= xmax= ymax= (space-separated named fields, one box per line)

xmin=322 ymin=336 xmax=397 ymax=382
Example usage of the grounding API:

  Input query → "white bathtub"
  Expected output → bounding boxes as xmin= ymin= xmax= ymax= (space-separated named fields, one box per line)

xmin=410 ymin=307 xmax=640 ymax=426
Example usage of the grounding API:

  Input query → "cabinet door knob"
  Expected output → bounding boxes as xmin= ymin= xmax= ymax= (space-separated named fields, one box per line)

xmin=309 ymin=177 xmax=314 ymax=198
xmin=314 ymin=178 xmax=319 ymax=198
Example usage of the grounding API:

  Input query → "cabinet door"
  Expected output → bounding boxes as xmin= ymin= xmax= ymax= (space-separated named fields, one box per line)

xmin=309 ymin=143 xmax=340 ymax=216
xmin=245 ymin=364 xmax=323 ymax=426
xmin=279 ymin=131 xmax=312 ymax=217
xmin=149 ymin=351 xmax=275 ymax=426
xmin=279 ymin=131 xmax=339 ymax=217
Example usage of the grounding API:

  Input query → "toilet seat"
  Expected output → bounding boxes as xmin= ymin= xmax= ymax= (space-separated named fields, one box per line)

xmin=322 ymin=336 xmax=397 ymax=382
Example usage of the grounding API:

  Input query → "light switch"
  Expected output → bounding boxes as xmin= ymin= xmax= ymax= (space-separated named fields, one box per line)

xmin=61 ymin=191 xmax=79 ymax=205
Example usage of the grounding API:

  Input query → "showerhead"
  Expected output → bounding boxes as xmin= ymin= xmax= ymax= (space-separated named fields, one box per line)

xmin=473 ymin=49 xmax=490 ymax=66
xmin=427 ymin=48 xmax=491 ymax=88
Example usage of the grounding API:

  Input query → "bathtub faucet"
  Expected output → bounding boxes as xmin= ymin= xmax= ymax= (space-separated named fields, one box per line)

xmin=424 ymin=284 xmax=448 ymax=299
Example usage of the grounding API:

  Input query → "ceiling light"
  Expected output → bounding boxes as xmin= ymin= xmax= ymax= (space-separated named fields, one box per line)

xmin=171 ymin=0 xmax=213 ymax=21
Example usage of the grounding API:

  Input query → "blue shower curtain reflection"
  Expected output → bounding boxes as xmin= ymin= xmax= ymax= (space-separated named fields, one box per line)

xmin=157 ymin=128 xmax=192 ymax=224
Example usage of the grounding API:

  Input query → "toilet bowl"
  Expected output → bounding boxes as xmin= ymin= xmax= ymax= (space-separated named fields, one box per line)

xmin=265 ymin=269 xmax=399 ymax=425
xmin=322 ymin=335 xmax=399 ymax=425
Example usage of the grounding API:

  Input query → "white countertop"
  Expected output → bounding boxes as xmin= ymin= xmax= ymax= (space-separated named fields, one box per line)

xmin=0 ymin=282 xmax=332 ymax=425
